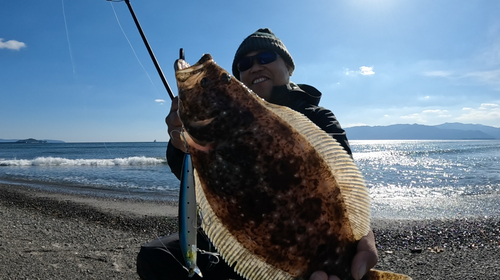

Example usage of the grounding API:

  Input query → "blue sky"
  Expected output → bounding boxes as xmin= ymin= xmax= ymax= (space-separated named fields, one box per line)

xmin=1 ymin=0 xmax=499 ymax=142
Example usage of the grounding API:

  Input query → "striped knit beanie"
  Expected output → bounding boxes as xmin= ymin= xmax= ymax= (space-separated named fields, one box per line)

xmin=232 ymin=28 xmax=295 ymax=80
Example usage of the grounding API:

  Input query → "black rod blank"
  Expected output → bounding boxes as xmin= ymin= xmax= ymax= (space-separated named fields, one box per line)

xmin=123 ymin=0 xmax=175 ymax=100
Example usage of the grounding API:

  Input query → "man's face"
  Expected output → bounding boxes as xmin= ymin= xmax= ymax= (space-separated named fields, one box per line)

xmin=239 ymin=51 xmax=291 ymax=101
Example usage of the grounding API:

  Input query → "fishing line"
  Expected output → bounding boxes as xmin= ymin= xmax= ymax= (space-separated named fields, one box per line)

xmin=101 ymin=142 xmax=136 ymax=198
xmin=169 ymin=129 xmax=190 ymax=154
xmin=197 ymin=230 xmax=220 ymax=266
xmin=106 ymin=0 xmax=176 ymax=100
xmin=196 ymin=205 xmax=204 ymax=230
xmin=102 ymin=142 xmax=113 ymax=157
xmin=106 ymin=2 xmax=198 ymax=272
xmin=61 ymin=0 xmax=76 ymax=75
xmin=180 ymin=130 xmax=189 ymax=153
xmin=169 ymin=129 xmax=183 ymax=140
xmin=109 ymin=2 xmax=171 ymax=207
xmin=109 ymin=1 xmax=161 ymax=98
xmin=153 ymin=233 xmax=190 ymax=273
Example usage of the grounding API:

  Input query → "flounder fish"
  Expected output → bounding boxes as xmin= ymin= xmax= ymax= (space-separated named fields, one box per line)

xmin=175 ymin=54 xmax=411 ymax=280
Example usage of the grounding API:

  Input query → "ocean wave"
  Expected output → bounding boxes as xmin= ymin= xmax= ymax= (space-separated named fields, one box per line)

xmin=0 ymin=156 xmax=166 ymax=167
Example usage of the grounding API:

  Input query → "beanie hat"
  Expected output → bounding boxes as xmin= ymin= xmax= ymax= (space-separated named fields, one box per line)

xmin=232 ymin=28 xmax=295 ymax=80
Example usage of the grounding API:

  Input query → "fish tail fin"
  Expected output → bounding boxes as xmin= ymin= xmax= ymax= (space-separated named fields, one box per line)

xmin=365 ymin=269 xmax=412 ymax=280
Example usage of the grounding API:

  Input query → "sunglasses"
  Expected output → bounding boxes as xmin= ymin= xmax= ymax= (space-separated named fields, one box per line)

xmin=237 ymin=51 xmax=278 ymax=72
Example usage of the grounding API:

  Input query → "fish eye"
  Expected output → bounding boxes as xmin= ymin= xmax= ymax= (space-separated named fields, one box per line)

xmin=220 ymin=72 xmax=231 ymax=84
xmin=200 ymin=77 xmax=210 ymax=88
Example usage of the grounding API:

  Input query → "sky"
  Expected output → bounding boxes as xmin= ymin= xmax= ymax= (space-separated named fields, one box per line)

xmin=1 ymin=0 xmax=500 ymax=142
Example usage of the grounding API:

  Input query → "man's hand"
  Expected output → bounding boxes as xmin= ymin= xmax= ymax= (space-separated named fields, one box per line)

xmin=309 ymin=230 xmax=378 ymax=280
xmin=165 ymin=96 xmax=185 ymax=152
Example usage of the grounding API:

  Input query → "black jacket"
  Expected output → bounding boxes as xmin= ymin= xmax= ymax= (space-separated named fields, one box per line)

xmin=167 ymin=83 xmax=351 ymax=180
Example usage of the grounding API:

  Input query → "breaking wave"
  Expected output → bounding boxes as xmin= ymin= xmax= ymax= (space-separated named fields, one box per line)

xmin=0 ymin=156 xmax=166 ymax=167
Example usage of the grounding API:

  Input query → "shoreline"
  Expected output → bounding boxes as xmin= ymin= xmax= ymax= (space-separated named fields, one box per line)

xmin=1 ymin=183 xmax=499 ymax=279
xmin=0 ymin=182 xmax=178 ymax=218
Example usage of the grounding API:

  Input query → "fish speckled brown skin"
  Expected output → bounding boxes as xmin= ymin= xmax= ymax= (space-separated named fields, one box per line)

xmin=176 ymin=54 xmax=411 ymax=280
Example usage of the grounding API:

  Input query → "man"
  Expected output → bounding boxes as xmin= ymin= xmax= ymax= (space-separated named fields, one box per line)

xmin=137 ymin=28 xmax=377 ymax=280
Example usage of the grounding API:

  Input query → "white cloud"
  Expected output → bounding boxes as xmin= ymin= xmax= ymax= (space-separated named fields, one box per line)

xmin=344 ymin=66 xmax=375 ymax=76
xmin=457 ymin=103 xmax=500 ymax=123
xmin=463 ymin=69 xmax=500 ymax=84
xmin=479 ymin=103 xmax=499 ymax=109
xmin=359 ymin=66 xmax=375 ymax=76
xmin=345 ymin=123 xmax=368 ymax=128
xmin=419 ymin=27 xmax=500 ymax=92
xmin=344 ymin=68 xmax=357 ymax=76
xmin=400 ymin=109 xmax=452 ymax=123
xmin=400 ymin=113 xmax=424 ymax=122
xmin=155 ymin=99 xmax=166 ymax=104
xmin=422 ymin=68 xmax=500 ymax=90
xmin=0 ymin=38 xmax=26 ymax=50
xmin=476 ymin=24 xmax=500 ymax=66
xmin=423 ymin=71 xmax=452 ymax=77
xmin=422 ymin=109 xmax=451 ymax=117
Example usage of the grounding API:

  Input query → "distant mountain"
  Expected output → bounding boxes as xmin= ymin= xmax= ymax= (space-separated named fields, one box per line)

xmin=345 ymin=123 xmax=500 ymax=140
xmin=435 ymin=123 xmax=500 ymax=139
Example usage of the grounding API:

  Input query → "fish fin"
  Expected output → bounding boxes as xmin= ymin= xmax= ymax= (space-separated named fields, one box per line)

xmin=194 ymin=170 xmax=295 ymax=280
xmin=365 ymin=269 xmax=412 ymax=280
xmin=264 ymin=102 xmax=371 ymax=240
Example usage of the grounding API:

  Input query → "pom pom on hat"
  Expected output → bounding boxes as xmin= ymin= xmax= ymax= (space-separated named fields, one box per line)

xmin=232 ymin=28 xmax=295 ymax=80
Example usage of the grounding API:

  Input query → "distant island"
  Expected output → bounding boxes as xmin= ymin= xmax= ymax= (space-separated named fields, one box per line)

xmin=345 ymin=123 xmax=500 ymax=140
xmin=15 ymin=138 xmax=48 ymax=144
xmin=0 ymin=138 xmax=65 ymax=144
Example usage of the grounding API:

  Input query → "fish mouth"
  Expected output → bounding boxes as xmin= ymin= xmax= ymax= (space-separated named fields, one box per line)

xmin=175 ymin=54 xmax=214 ymax=73
xmin=175 ymin=58 xmax=191 ymax=71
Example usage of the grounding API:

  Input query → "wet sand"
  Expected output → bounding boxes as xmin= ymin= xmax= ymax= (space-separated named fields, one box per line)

xmin=0 ymin=183 xmax=499 ymax=279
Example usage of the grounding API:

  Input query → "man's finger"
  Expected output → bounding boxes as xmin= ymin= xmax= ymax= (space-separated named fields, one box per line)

xmin=351 ymin=230 xmax=378 ymax=280
xmin=170 ymin=96 xmax=179 ymax=112
xmin=309 ymin=271 xmax=327 ymax=280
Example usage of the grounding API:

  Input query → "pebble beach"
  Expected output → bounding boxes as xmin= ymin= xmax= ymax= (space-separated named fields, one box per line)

xmin=1 ymin=182 xmax=499 ymax=280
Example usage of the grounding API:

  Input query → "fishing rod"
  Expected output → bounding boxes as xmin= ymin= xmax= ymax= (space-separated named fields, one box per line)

xmin=107 ymin=2 xmax=204 ymax=276
xmin=107 ymin=0 xmax=180 ymax=101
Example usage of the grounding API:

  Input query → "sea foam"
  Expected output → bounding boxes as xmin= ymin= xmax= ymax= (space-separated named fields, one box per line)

xmin=0 ymin=156 xmax=165 ymax=166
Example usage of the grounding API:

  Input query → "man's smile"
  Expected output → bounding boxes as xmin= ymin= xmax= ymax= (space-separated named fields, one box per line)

xmin=252 ymin=77 xmax=268 ymax=84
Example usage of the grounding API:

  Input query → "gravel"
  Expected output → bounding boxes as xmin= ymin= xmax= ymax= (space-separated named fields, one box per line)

xmin=1 ymin=183 xmax=499 ymax=279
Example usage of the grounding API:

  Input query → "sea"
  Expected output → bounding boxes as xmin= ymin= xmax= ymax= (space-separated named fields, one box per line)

xmin=1 ymin=140 xmax=499 ymax=220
